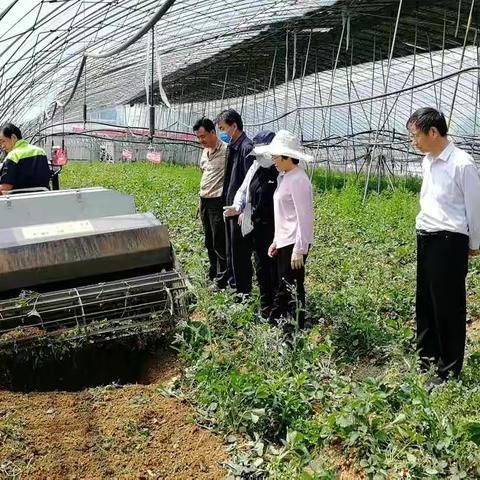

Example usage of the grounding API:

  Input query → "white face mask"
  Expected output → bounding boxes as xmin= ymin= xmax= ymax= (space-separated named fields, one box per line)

xmin=255 ymin=152 xmax=273 ymax=168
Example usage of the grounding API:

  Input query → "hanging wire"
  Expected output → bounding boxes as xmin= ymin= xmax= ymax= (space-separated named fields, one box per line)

xmin=448 ymin=0 xmax=476 ymax=128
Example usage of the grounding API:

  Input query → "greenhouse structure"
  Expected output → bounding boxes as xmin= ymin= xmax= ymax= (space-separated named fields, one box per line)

xmin=1 ymin=1 xmax=480 ymax=479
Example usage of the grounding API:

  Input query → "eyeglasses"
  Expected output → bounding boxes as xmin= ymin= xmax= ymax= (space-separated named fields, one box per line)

xmin=408 ymin=131 xmax=425 ymax=140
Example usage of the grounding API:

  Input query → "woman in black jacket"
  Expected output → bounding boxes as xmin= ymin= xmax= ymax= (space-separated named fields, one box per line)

xmin=224 ymin=131 xmax=278 ymax=318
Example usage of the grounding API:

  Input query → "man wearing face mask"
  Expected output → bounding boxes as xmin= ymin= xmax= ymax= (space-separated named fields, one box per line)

xmin=224 ymin=130 xmax=278 ymax=318
xmin=219 ymin=132 xmax=231 ymax=144
xmin=215 ymin=109 xmax=254 ymax=296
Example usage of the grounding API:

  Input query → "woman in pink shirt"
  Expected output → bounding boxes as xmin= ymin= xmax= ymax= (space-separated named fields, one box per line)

xmin=255 ymin=130 xmax=314 ymax=331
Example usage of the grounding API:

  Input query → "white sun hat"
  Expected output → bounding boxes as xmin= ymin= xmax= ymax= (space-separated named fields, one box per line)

xmin=253 ymin=129 xmax=313 ymax=162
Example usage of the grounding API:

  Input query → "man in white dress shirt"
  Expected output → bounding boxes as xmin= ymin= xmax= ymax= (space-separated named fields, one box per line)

xmin=407 ymin=107 xmax=480 ymax=386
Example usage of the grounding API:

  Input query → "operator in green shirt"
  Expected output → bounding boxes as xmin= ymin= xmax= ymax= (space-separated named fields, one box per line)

xmin=0 ymin=123 xmax=51 ymax=194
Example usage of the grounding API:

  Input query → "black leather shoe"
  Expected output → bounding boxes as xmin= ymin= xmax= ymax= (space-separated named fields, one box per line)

xmin=425 ymin=376 xmax=445 ymax=392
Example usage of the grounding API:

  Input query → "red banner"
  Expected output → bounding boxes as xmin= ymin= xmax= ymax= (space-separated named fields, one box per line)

xmin=122 ymin=149 xmax=133 ymax=161
xmin=52 ymin=148 xmax=68 ymax=166
xmin=146 ymin=150 xmax=162 ymax=163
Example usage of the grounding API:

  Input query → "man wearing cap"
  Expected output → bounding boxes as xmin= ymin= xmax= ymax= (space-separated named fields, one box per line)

xmin=193 ymin=117 xmax=228 ymax=287
xmin=215 ymin=109 xmax=255 ymax=295
xmin=407 ymin=107 xmax=480 ymax=387
xmin=263 ymin=130 xmax=314 ymax=330
xmin=0 ymin=123 xmax=51 ymax=193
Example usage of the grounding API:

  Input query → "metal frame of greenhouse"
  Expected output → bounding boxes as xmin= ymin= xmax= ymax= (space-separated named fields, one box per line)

xmin=0 ymin=0 xmax=479 ymax=187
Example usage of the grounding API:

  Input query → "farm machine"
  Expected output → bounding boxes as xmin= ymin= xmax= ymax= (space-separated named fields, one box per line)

xmin=0 ymin=186 xmax=190 ymax=388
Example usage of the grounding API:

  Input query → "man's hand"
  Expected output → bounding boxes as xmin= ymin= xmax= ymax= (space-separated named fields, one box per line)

xmin=238 ymin=212 xmax=244 ymax=226
xmin=223 ymin=205 xmax=240 ymax=217
xmin=0 ymin=183 xmax=13 ymax=194
xmin=268 ymin=243 xmax=278 ymax=258
xmin=469 ymin=249 xmax=480 ymax=257
xmin=291 ymin=252 xmax=304 ymax=270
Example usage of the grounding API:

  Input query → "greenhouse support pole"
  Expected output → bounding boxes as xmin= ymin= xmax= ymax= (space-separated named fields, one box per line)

xmin=363 ymin=0 xmax=403 ymax=202
xmin=426 ymin=33 xmax=439 ymax=108
xmin=149 ymin=27 xmax=155 ymax=144
xmin=439 ymin=10 xmax=447 ymax=110
xmin=83 ymin=59 xmax=87 ymax=125
xmin=448 ymin=0 xmax=475 ymax=128
xmin=62 ymin=0 xmax=177 ymax=110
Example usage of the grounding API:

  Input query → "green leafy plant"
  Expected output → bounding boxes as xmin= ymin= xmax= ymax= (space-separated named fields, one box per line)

xmin=62 ymin=162 xmax=480 ymax=478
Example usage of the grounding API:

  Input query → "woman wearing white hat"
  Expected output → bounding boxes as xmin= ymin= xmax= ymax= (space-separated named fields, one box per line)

xmin=255 ymin=130 xmax=314 ymax=329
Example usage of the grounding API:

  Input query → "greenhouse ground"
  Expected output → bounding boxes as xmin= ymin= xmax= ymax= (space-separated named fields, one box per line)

xmin=1 ymin=161 xmax=480 ymax=479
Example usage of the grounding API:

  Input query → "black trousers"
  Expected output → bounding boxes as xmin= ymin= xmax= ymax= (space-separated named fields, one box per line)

xmin=270 ymin=243 xmax=307 ymax=328
xmin=252 ymin=220 xmax=276 ymax=317
xmin=416 ymin=230 xmax=469 ymax=379
xmin=200 ymin=197 xmax=227 ymax=282
xmin=222 ymin=216 xmax=253 ymax=294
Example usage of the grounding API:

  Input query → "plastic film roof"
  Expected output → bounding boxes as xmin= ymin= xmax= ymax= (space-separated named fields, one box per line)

xmin=0 ymin=0 xmax=479 ymax=147
xmin=0 ymin=0 xmax=333 ymax=122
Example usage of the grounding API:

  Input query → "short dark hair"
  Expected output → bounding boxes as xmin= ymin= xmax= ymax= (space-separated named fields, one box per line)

xmin=193 ymin=117 xmax=215 ymax=133
xmin=214 ymin=109 xmax=243 ymax=131
xmin=280 ymin=155 xmax=299 ymax=165
xmin=406 ymin=108 xmax=448 ymax=136
xmin=0 ymin=123 xmax=22 ymax=140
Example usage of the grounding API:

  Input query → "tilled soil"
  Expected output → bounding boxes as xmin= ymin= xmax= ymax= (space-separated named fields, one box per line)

xmin=0 ymin=351 xmax=227 ymax=480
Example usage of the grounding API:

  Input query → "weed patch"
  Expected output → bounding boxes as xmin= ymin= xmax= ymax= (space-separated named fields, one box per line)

xmin=63 ymin=163 xmax=480 ymax=478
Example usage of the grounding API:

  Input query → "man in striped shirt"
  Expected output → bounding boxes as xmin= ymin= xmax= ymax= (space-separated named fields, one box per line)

xmin=194 ymin=117 xmax=228 ymax=287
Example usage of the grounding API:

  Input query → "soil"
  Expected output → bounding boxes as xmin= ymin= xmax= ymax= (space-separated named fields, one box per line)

xmin=0 ymin=350 xmax=227 ymax=480
xmin=467 ymin=316 xmax=480 ymax=342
